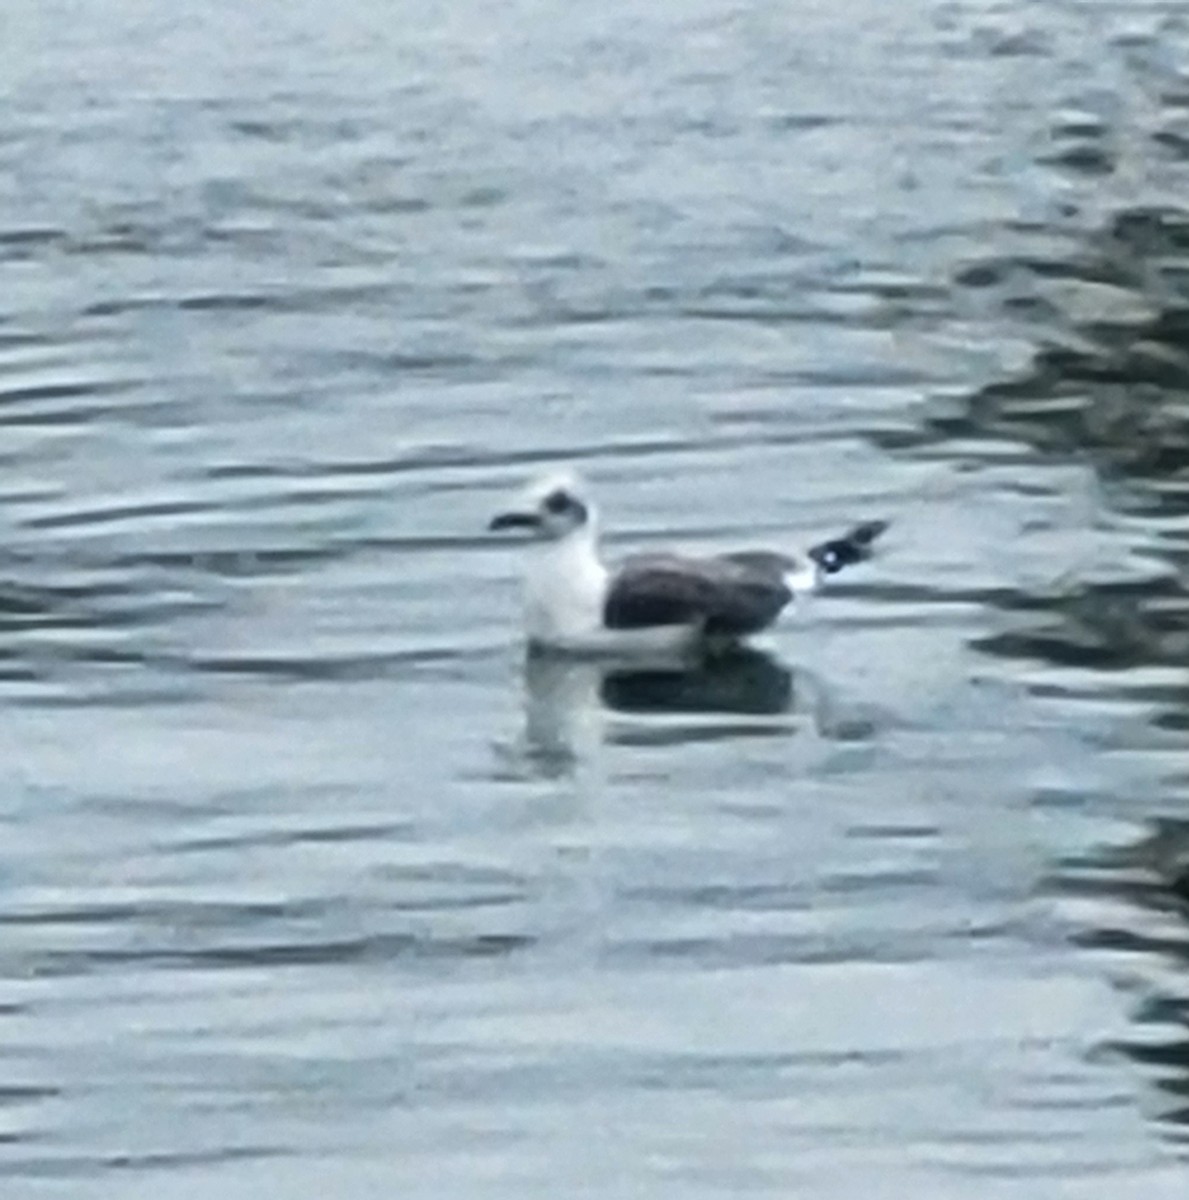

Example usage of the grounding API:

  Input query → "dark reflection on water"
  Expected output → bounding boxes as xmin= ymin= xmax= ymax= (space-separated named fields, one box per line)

xmin=972 ymin=574 xmax=1187 ymax=673
xmin=926 ymin=193 xmax=1189 ymax=1153
xmin=600 ymin=647 xmax=793 ymax=717
xmin=933 ymin=204 xmax=1189 ymax=501
xmin=519 ymin=649 xmax=795 ymax=775
xmin=1057 ymin=821 xmax=1189 ymax=1139
xmin=884 ymin=81 xmax=1189 ymax=1166
xmin=518 ymin=646 xmax=884 ymax=774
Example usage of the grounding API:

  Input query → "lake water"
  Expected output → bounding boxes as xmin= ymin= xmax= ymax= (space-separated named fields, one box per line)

xmin=1 ymin=0 xmax=1188 ymax=1196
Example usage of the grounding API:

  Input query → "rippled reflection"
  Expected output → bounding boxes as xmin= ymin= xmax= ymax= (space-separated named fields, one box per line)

xmin=600 ymin=646 xmax=794 ymax=716
xmin=519 ymin=646 xmax=795 ymax=774
xmin=1059 ymin=821 xmax=1189 ymax=1140
xmin=881 ymin=98 xmax=1189 ymax=1167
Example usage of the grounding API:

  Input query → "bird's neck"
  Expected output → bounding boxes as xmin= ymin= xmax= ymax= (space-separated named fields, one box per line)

xmin=524 ymin=525 xmax=608 ymax=644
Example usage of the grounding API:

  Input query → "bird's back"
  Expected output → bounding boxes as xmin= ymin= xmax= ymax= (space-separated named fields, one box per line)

xmin=603 ymin=551 xmax=794 ymax=636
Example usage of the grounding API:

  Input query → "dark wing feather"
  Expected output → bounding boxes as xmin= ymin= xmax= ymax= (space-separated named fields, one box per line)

xmin=603 ymin=553 xmax=792 ymax=635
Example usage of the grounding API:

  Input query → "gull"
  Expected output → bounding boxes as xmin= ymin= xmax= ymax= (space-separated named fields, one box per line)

xmin=488 ymin=471 xmax=887 ymax=655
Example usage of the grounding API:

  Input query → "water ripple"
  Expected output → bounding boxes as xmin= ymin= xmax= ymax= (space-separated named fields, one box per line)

xmin=1 ymin=0 xmax=1187 ymax=1193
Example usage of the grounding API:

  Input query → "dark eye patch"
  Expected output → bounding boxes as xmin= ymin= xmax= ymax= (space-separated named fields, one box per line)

xmin=542 ymin=488 xmax=588 ymax=525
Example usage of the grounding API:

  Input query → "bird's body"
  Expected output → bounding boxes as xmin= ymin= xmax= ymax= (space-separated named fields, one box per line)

xmin=489 ymin=472 xmax=886 ymax=656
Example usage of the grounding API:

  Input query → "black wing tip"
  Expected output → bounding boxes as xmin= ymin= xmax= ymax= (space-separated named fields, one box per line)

xmin=808 ymin=519 xmax=889 ymax=574
xmin=850 ymin=519 xmax=889 ymax=547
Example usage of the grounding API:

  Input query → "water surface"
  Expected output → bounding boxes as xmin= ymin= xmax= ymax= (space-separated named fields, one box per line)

xmin=1 ymin=0 xmax=1188 ymax=1196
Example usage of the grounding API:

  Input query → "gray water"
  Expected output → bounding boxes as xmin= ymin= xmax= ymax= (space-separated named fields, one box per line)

xmin=1 ymin=0 xmax=1188 ymax=1195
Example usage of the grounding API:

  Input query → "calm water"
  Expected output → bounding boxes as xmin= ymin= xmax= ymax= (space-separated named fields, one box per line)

xmin=1 ymin=0 xmax=1188 ymax=1196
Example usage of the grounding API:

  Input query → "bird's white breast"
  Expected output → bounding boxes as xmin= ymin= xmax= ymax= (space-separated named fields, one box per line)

xmin=523 ymin=532 xmax=609 ymax=648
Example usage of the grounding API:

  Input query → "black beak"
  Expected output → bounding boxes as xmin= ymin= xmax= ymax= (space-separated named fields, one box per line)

xmin=488 ymin=511 xmax=541 ymax=532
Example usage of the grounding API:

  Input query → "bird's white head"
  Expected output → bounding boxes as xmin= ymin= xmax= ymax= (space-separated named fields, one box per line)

xmin=487 ymin=470 xmax=597 ymax=545
xmin=488 ymin=471 xmax=607 ymax=647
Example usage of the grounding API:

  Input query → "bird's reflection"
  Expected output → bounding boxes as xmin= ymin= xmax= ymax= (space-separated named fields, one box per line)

xmin=519 ymin=646 xmax=795 ymax=775
xmin=598 ymin=647 xmax=793 ymax=716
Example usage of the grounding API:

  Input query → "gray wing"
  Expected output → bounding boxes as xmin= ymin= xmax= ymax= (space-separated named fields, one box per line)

xmin=603 ymin=551 xmax=795 ymax=635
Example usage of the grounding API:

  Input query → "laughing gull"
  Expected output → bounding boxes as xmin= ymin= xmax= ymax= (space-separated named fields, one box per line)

xmin=488 ymin=471 xmax=887 ymax=654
